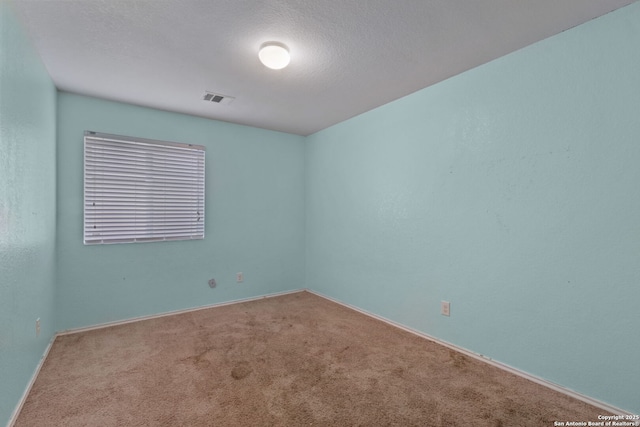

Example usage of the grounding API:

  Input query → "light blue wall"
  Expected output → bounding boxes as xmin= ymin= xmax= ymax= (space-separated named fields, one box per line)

xmin=306 ymin=3 xmax=640 ymax=414
xmin=0 ymin=1 xmax=57 ymax=425
xmin=56 ymin=93 xmax=305 ymax=331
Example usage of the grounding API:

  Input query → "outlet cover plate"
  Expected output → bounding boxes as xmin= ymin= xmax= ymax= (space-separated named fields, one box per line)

xmin=441 ymin=301 xmax=450 ymax=317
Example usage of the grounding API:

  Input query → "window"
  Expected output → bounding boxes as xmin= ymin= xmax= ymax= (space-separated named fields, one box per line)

xmin=84 ymin=131 xmax=205 ymax=244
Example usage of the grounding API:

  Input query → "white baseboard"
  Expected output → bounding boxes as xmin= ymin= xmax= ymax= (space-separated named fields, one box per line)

xmin=305 ymin=289 xmax=632 ymax=416
xmin=57 ymin=288 xmax=305 ymax=336
xmin=7 ymin=335 xmax=56 ymax=427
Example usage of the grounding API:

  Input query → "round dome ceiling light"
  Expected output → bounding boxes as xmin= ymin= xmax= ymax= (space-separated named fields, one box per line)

xmin=258 ymin=42 xmax=290 ymax=70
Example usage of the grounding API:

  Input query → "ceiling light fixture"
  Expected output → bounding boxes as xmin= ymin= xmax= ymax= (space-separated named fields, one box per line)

xmin=258 ymin=42 xmax=290 ymax=70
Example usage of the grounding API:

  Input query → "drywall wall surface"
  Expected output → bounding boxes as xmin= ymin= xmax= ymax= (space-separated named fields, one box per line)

xmin=0 ymin=1 xmax=57 ymax=425
xmin=56 ymin=93 xmax=305 ymax=331
xmin=306 ymin=3 xmax=640 ymax=414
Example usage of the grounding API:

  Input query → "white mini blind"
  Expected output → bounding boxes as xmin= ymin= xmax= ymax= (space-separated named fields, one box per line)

xmin=84 ymin=131 xmax=205 ymax=244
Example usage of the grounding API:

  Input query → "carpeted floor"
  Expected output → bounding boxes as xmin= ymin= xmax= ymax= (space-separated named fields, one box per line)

xmin=15 ymin=291 xmax=609 ymax=426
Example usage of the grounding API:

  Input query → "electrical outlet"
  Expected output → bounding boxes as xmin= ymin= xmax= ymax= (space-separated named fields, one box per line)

xmin=236 ymin=272 xmax=243 ymax=283
xmin=35 ymin=318 xmax=41 ymax=337
xmin=441 ymin=301 xmax=450 ymax=317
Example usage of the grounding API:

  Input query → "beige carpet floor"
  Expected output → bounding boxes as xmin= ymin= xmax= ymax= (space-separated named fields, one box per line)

xmin=16 ymin=291 xmax=609 ymax=426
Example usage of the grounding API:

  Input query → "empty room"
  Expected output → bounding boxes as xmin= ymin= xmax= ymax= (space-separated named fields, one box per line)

xmin=1 ymin=0 xmax=639 ymax=425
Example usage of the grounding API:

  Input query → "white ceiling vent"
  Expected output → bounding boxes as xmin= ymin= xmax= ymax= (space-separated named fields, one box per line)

xmin=202 ymin=91 xmax=234 ymax=105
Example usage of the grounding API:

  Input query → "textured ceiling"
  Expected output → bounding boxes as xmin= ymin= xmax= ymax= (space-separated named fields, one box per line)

xmin=13 ymin=0 xmax=636 ymax=136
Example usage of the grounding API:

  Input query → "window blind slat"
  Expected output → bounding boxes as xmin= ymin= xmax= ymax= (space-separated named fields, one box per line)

xmin=84 ymin=132 xmax=205 ymax=245
xmin=84 ymin=152 xmax=204 ymax=166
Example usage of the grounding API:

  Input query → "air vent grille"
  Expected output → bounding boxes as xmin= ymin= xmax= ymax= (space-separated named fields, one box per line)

xmin=202 ymin=91 xmax=235 ymax=105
